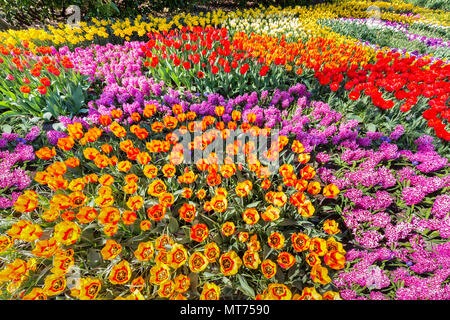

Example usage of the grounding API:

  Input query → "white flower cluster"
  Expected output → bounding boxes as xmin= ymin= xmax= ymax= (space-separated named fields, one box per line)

xmin=225 ymin=12 xmax=309 ymax=40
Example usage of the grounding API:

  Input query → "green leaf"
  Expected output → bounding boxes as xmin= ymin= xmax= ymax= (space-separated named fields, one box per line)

xmin=213 ymin=233 xmax=223 ymax=245
xmin=347 ymin=114 xmax=363 ymax=122
xmin=0 ymin=110 xmax=24 ymax=119
xmin=246 ymin=201 xmax=261 ymax=208
xmin=277 ymin=218 xmax=297 ymax=226
xmin=237 ymin=274 xmax=255 ymax=299
xmin=44 ymin=98 xmax=60 ymax=119
xmin=188 ymin=272 xmax=199 ymax=295
xmin=287 ymin=266 xmax=301 ymax=280
xmin=168 ymin=216 xmax=179 ymax=233
xmin=297 ymin=220 xmax=315 ymax=228
xmin=0 ymin=101 xmax=11 ymax=108
xmin=70 ymin=86 xmax=85 ymax=114
xmin=202 ymin=272 xmax=216 ymax=278
xmin=427 ymin=230 xmax=441 ymax=239
xmin=108 ymin=2 xmax=120 ymax=15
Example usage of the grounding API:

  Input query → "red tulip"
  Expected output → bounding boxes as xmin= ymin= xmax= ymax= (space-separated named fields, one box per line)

xmin=240 ymin=63 xmax=249 ymax=75
xmin=349 ymin=91 xmax=360 ymax=100
xmin=37 ymin=85 xmax=47 ymax=95
xmin=259 ymin=65 xmax=269 ymax=77
xmin=151 ymin=56 xmax=159 ymax=68
xmin=182 ymin=61 xmax=191 ymax=70
xmin=330 ymin=82 xmax=339 ymax=92
xmin=40 ymin=77 xmax=51 ymax=87
xmin=20 ymin=85 xmax=31 ymax=94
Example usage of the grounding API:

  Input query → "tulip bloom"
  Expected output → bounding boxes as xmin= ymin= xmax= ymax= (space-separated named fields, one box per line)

xmin=220 ymin=251 xmax=242 ymax=276
xmin=200 ymin=283 xmax=221 ymax=300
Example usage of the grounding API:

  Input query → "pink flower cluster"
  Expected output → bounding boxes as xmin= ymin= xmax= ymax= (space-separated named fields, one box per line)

xmin=0 ymin=139 xmax=36 ymax=208
xmin=320 ymin=127 xmax=450 ymax=299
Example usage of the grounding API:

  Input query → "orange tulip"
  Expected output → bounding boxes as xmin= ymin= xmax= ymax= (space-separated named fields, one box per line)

xmin=56 ymin=135 xmax=74 ymax=151
xmin=323 ymin=183 xmax=340 ymax=198
xmin=35 ymin=147 xmax=56 ymax=160
xmin=109 ymin=260 xmax=132 ymax=285
xmin=261 ymin=259 xmax=276 ymax=279
xmin=67 ymin=122 xmax=83 ymax=140
xmin=277 ymin=252 xmax=295 ymax=269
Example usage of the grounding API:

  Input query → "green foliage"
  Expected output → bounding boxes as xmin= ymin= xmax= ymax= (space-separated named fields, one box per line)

xmin=401 ymin=0 xmax=450 ymax=11
xmin=319 ymin=18 xmax=450 ymax=59
xmin=408 ymin=23 xmax=450 ymax=41
xmin=85 ymin=0 xmax=120 ymax=19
